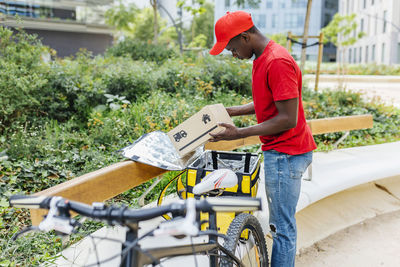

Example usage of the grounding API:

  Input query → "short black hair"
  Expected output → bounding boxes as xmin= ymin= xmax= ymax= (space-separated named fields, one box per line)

xmin=246 ymin=26 xmax=257 ymax=33
xmin=230 ymin=26 xmax=258 ymax=42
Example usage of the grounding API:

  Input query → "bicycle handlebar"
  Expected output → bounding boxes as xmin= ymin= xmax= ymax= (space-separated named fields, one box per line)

xmin=9 ymin=195 xmax=262 ymax=225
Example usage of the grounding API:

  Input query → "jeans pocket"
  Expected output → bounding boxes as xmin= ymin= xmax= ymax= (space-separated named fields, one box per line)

xmin=288 ymin=152 xmax=312 ymax=179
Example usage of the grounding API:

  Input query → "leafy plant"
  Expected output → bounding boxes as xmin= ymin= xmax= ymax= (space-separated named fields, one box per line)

xmin=106 ymin=39 xmax=177 ymax=63
xmin=0 ymin=26 xmax=49 ymax=132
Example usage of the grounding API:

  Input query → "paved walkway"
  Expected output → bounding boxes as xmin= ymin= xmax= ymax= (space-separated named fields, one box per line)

xmin=296 ymin=210 xmax=400 ymax=267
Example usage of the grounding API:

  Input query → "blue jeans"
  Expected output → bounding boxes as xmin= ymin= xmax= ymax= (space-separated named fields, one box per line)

xmin=263 ymin=150 xmax=312 ymax=267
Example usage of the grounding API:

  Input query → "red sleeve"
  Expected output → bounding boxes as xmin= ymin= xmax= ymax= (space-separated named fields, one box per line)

xmin=267 ymin=58 xmax=299 ymax=101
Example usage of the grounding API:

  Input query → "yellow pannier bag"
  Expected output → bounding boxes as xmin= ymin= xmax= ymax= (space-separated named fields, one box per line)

xmin=158 ymin=150 xmax=261 ymax=236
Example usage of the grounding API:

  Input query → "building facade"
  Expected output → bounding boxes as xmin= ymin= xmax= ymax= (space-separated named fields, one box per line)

xmin=215 ymin=0 xmax=338 ymax=62
xmin=338 ymin=0 xmax=400 ymax=65
xmin=0 ymin=0 xmax=113 ymax=57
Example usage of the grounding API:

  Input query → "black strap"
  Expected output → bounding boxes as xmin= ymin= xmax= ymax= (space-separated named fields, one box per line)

xmin=211 ymin=151 xmax=218 ymax=169
xmin=218 ymin=152 xmax=242 ymax=160
xmin=244 ymin=153 xmax=251 ymax=173
xmin=195 ymin=168 xmax=204 ymax=185
xmin=286 ymin=37 xmax=321 ymax=48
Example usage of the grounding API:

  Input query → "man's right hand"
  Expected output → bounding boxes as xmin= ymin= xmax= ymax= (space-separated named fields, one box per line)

xmin=226 ymin=102 xmax=255 ymax=117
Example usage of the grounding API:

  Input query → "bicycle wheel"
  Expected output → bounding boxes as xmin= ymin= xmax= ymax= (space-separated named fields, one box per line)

xmin=220 ymin=213 xmax=269 ymax=267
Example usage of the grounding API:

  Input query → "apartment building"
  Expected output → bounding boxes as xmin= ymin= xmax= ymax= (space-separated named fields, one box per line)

xmin=0 ymin=0 xmax=113 ymax=57
xmin=339 ymin=0 xmax=400 ymax=65
xmin=215 ymin=0 xmax=338 ymax=62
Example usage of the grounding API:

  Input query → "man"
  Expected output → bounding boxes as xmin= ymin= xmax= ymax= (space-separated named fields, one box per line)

xmin=209 ymin=11 xmax=316 ymax=267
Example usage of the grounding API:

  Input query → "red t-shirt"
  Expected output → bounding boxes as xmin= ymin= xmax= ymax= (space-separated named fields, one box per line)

xmin=252 ymin=40 xmax=316 ymax=155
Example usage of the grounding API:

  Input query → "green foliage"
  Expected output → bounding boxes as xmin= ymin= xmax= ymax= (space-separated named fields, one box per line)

xmin=106 ymin=3 xmax=177 ymax=45
xmin=268 ymin=32 xmax=288 ymax=48
xmin=321 ymin=13 xmax=365 ymax=47
xmin=42 ymin=51 xmax=108 ymax=122
xmin=105 ymin=1 xmax=138 ymax=34
xmin=131 ymin=7 xmax=163 ymax=43
xmin=186 ymin=1 xmax=214 ymax=48
xmin=106 ymin=39 xmax=178 ymax=63
xmin=302 ymin=87 xmax=400 ymax=150
xmin=0 ymin=27 xmax=49 ymax=131
xmin=188 ymin=33 xmax=208 ymax=48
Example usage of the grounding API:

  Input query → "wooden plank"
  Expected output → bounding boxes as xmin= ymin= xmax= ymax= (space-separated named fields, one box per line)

xmin=30 ymin=161 xmax=166 ymax=225
xmin=308 ymin=114 xmax=373 ymax=135
xmin=30 ymin=114 xmax=373 ymax=224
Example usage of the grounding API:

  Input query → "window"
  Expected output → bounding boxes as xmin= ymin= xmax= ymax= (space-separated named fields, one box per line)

xmin=280 ymin=1 xmax=286 ymax=8
xmin=381 ymin=43 xmax=385 ymax=63
xmin=272 ymin=14 xmax=277 ymax=28
xmin=244 ymin=2 xmax=259 ymax=8
xmin=371 ymin=0 xmax=374 ymax=5
xmin=285 ymin=14 xmax=296 ymax=28
xmin=360 ymin=18 xmax=364 ymax=32
xmin=324 ymin=13 xmax=331 ymax=27
xmin=365 ymin=45 xmax=369 ymax=63
xmin=255 ymin=14 xmax=266 ymax=29
xmin=349 ymin=48 xmax=352 ymax=63
xmin=346 ymin=0 xmax=350 ymax=14
xmin=372 ymin=44 xmax=376 ymax=61
xmin=284 ymin=14 xmax=304 ymax=28
xmin=374 ymin=14 xmax=377 ymax=35
xmin=292 ymin=0 xmax=307 ymax=8
xmin=363 ymin=0 xmax=367 ymax=8
xmin=266 ymin=1 xmax=273 ymax=8
xmin=359 ymin=47 xmax=362 ymax=63
xmin=353 ymin=47 xmax=357 ymax=63
xmin=383 ymin=10 xmax=387 ymax=33
xmin=225 ymin=0 xmax=230 ymax=8
xmin=325 ymin=0 xmax=337 ymax=9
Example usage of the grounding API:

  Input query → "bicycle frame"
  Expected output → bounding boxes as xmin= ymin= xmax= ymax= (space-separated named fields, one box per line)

xmin=121 ymin=210 xmax=244 ymax=267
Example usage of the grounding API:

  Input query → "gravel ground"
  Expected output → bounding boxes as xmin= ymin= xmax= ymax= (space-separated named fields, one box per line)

xmin=295 ymin=210 xmax=400 ymax=267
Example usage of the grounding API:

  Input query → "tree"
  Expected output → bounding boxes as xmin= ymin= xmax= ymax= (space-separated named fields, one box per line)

xmin=105 ymin=3 xmax=177 ymax=45
xmin=105 ymin=1 xmax=138 ymax=39
xmin=321 ymin=13 xmax=365 ymax=74
xmin=186 ymin=1 xmax=214 ymax=48
xmin=300 ymin=0 xmax=312 ymax=73
xmin=150 ymin=0 xmax=159 ymax=44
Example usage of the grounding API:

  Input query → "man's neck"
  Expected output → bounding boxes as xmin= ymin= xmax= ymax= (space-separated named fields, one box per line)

xmin=253 ymin=35 xmax=270 ymax=59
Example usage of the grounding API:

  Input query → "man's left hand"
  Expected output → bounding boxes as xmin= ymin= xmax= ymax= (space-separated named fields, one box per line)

xmin=209 ymin=123 xmax=241 ymax=142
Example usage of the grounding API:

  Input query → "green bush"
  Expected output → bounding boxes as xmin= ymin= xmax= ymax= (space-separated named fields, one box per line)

xmin=0 ymin=27 xmax=49 ymax=131
xmin=42 ymin=51 xmax=109 ymax=122
xmin=106 ymin=39 xmax=178 ymax=63
xmin=302 ymin=87 xmax=400 ymax=150
xmin=202 ymin=55 xmax=252 ymax=95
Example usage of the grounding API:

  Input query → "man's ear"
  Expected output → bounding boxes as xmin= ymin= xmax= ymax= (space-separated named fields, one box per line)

xmin=241 ymin=31 xmax=251 ymax=43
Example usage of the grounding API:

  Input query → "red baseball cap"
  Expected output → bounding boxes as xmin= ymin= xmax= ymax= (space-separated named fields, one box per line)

xmin=209 ymin=11 xmax=254 ymax=55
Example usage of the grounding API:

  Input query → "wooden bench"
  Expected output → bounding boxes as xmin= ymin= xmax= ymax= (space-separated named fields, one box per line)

xmin=30 ymin=114 xmax=373 ymax=225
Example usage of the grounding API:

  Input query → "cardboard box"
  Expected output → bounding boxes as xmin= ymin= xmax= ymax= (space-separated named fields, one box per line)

xmin=167 ymin=104 xmax=234 ymax=157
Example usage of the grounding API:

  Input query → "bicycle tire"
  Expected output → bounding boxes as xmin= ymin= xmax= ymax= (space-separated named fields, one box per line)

xmin=220 ymin=213 xmax=269 ymax=267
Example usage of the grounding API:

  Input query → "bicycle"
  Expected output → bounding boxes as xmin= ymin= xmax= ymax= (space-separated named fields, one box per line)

xmin=9 ymin=175 xmax=268 ymax=267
